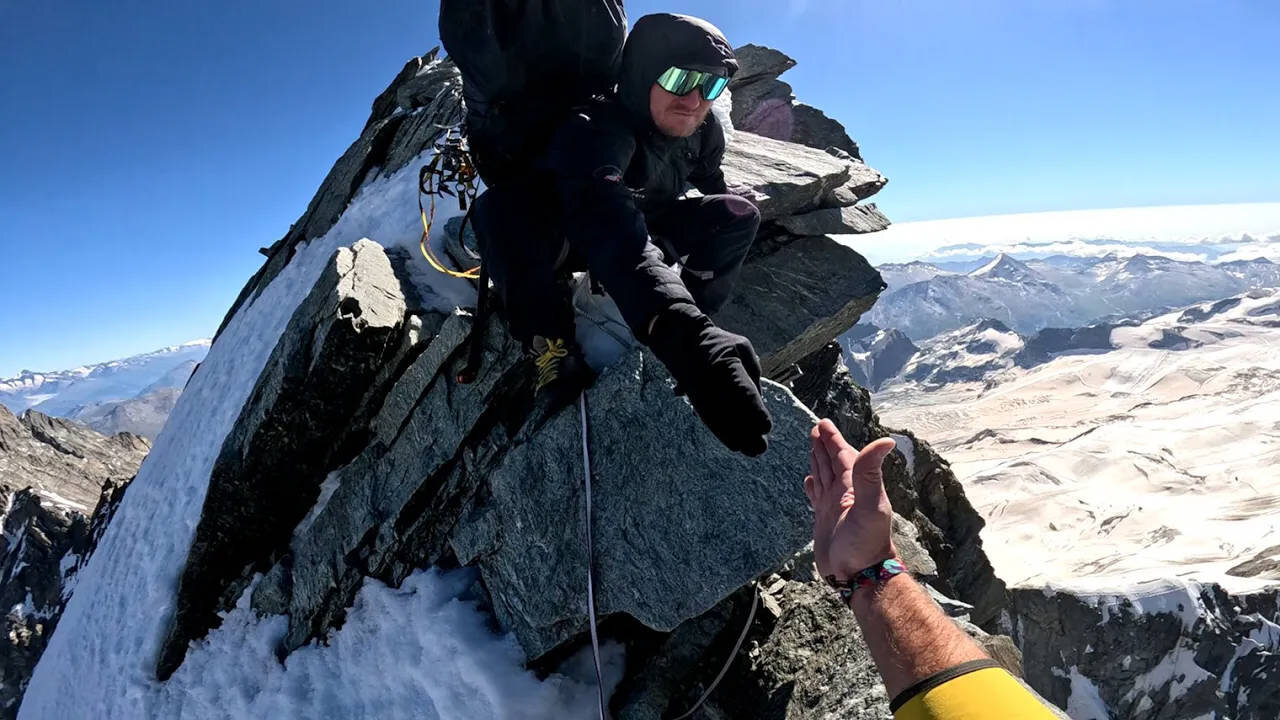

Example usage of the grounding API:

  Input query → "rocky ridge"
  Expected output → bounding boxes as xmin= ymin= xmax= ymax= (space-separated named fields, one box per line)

xmin=17 ymin=45 xmax=1069 ymax=720
xmin=0 ymin=407 xmax=145 ymax=718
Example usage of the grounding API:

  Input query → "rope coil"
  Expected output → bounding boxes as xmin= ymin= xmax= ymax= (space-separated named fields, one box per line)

xmin=419 ymin=127 xmax=482 ymax=280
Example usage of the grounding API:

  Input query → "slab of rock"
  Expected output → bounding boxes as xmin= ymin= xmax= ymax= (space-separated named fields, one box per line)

xmin=776 ymin=204 xmax=890 ymax=236
xmin=157 ymin=239 xmax=420 ymax=679
xmin=723 ymin=132 xmax=854 ymax=222
xmin=253 ymin=311 xmax=528 ymax=653
xmin=717 ymin=235 xmax=885 ymax=377
xmin=451 ymin=349 xmax=817 ymax=659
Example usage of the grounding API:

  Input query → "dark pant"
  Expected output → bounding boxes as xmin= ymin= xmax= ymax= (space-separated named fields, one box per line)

xmin=472 ymin=189 xmax=759 ymax=345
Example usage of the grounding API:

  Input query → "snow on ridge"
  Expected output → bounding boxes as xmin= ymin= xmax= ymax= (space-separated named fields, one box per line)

xmin=21 ymin=146 xmax=605 ymax=718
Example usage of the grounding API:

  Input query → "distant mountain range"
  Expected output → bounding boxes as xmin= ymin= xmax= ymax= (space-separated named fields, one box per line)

xmin=865 ymin=253 xmax=1280 ymax=341
xmin=0 ymin=341 xmax=209 ymax=438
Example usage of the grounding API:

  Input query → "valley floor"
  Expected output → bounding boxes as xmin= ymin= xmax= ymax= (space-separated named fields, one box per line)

xmin=876 ymin=291 xmax=1280 ymax=593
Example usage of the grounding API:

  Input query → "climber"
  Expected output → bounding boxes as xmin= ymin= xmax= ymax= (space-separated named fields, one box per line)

xmin=805 ymin=419 xmax=1060 ymax=720
xmin=468 ymin=13 xmax=773 ymax=457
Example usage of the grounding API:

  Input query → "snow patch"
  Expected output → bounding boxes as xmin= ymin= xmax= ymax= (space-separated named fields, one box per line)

xmin=1064 ymin=665 xmax=1110 ymax=720
xmin=146 ymin=568 xmax=621 ymax=719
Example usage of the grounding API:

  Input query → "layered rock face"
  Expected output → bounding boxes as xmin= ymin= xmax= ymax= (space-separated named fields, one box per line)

xmin=0 ymin=407 xmax=145 ymax=718
xmin=0 ymin=407 xmax=148 ymax=512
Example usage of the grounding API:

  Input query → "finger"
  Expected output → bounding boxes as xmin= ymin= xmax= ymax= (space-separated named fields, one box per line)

xmin=803 ymin=474 xmax=815 ymax=503
xmin=851 ymin=437 xmax=896 ymax=493
xmin=817 ymin=419 xmax=851 ymax=489
xmin=809 ymin=434 xmax=821 ymax=500
xmin=811 ymin=424 xmax=835 ymax=492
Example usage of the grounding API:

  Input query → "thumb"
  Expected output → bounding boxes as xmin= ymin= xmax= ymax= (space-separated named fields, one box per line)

xmin=851 ymin=437 xmax=896 ymax=494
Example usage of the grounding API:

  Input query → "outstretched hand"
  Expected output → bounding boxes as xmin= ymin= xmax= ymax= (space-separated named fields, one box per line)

xmin=803 ymin=419 xmax=899 ymax=581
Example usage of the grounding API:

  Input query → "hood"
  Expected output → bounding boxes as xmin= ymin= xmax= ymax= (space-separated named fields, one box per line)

xmin=619 ymin=13 xmax=738 ymax=131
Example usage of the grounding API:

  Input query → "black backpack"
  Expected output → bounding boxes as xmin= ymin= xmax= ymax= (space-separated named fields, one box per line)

xmin=439 ymin=0 xmax=627 ymax=187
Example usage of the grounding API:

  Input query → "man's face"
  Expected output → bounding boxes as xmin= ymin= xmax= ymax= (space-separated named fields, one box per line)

xmin=649 ymin=83 xmax=713 ymax=138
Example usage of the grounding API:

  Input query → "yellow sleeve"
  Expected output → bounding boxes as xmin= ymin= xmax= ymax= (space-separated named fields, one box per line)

xmin=892 ymin=660 xmax=1061 ymax=720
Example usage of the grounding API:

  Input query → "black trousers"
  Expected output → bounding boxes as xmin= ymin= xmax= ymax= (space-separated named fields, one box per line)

xmin=472 ymin=190 xmax=759 ymax=345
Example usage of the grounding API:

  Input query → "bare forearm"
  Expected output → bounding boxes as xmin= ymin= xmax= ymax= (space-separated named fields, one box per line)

xmin=849 ymin=572 xmax=989 ymax=699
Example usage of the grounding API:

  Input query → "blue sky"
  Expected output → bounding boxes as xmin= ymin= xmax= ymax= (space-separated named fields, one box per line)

xmin=1 ymin=0 xmax=1277 ymax=376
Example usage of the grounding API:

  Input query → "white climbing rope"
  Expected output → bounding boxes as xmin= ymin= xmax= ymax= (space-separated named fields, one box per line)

xmin=580 ymin=392 xmax=609 ymax=720
xmin=579 ymin=390 xmax=759 ymax=720
xmin=670 ymin=582 xmax=760 ymax=720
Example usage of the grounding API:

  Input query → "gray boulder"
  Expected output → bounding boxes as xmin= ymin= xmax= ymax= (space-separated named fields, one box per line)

xmin=718 ymin=235 xmax=886 ymax=377
xmin=451 ymin=350 xmax=817 ymax=658
xmin=776 ymin=204 xmax=891 ymax=236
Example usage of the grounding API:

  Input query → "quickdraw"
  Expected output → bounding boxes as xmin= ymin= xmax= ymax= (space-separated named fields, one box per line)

xmin=418 ymin=127 xmax=482 ymax=280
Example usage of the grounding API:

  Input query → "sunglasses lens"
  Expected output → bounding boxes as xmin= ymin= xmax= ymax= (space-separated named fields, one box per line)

xmin=658 ymin=67 xmax=730 ymax=100
xmin=702 ymin=75 xmax=729 ymax=101
xmin=657 ymin=67 xmax=697 ymax=95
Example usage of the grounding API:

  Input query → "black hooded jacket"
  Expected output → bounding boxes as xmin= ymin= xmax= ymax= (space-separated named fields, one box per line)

xmin=544 ymin=13 xmax=739 ymax=216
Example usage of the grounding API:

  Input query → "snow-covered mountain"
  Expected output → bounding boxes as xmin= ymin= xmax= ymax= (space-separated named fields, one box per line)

xmin=866 ymin=253 xmax=1280 ymax=341
xmin=874 ymin=289 xmax=1280 ymax=718
xmin=876 ymin=288 xmax=1280 ymax=590
xmin=0 ymin=342 xmax=207 ymax=437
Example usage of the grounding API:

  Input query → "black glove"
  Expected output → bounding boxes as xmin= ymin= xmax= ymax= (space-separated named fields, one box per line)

xmin=647 ymin=303 xmax=773 ymax=456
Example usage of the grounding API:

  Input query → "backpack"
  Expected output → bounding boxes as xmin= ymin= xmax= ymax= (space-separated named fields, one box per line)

xmin=439 ymin=0 xmax=627 ymax=187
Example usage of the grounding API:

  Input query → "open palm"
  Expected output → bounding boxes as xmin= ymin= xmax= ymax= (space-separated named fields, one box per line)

xmin=803 ymin=419 xmax=898 ymax=581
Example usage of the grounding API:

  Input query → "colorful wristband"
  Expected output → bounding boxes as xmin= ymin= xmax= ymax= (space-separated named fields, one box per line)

xmin=824 ymin=558 xmax=906 ymax=604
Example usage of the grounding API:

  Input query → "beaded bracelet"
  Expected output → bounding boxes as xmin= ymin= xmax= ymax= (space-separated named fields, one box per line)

xmin=824 ymin=558 xmax=907 ymax=604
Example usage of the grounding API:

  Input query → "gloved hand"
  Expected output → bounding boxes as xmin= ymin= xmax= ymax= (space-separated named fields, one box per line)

xmin=646 ymin=303 xmax=773 ymax=456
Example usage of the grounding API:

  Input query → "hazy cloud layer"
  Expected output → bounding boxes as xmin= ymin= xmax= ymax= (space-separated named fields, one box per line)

xmin=842 ymin=203 xmax=1280 ymax=265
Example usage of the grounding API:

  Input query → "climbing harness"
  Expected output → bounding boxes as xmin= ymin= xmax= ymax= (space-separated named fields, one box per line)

xmin=418 ymin=127 xmax=481 ymax=280
xmin=417 ymin=127 xmax=491 ymax=384
xmin=578 ymin=391 xmax=760 ymax=720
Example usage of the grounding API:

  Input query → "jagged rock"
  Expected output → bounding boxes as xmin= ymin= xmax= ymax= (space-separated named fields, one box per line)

xmin=1012 ymin=582 xmax=1280 ymax=720
xmin=156 ymin=239 xmax=422 ymax=679
xmin=793 ymin=103 xmax=862 ymax=160
xmin=728 ymin=45 xmax=861 ymax=159
xmin=718 ymin=235 xmax=885 ymax=377
xmin=0 ymin=401 xmax=146 ymax=717
xmin=776 ymin=204 xmax=891 ymax=236
xmin=0 ymin=406 xmax=147 ymax=512
xmin=723 ymin=132 xmax=855 ymax=222
xmin=452 ymin=350 xmax=817 ymax=658
xmin=792 ymin=343 xmax=1010 ymax=627
xmin=0 ymin=489 xmax=87 ymax=719
xmin=251 ymin=311 xmax=528 ymax=652
xmin=732 ymin=44 xmax=798 ymax=86
xmin=843 ymin=328 xmax=920 ymax=391
xmin=217 ymin=50 xmax=463 ymax=337
xmin=616 ymin=547 xmax=1060 ymax=720
xmin=1229 ymin=545 xmax=1280 ymax=580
